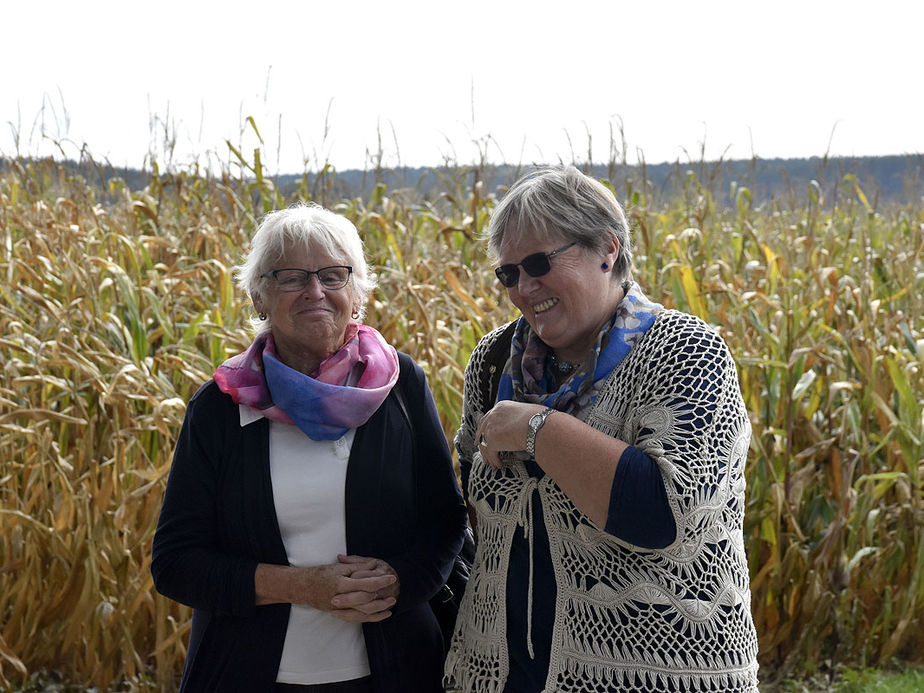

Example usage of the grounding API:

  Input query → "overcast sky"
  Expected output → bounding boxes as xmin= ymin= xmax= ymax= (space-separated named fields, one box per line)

xmin=3 ymin=0 xmax=921 ymax=174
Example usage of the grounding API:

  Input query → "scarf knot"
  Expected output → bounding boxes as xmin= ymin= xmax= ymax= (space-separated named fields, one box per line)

xmin=213 ymin=324 xmax=399 ymax=440
xmin=497 ymin=282 xmax=663 ymax=417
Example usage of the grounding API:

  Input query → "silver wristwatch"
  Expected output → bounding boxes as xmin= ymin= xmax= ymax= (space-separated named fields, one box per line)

xmin=526 ymin=407 xmax=555 ymax=457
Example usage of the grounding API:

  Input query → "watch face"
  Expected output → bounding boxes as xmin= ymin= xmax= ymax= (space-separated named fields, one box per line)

xmin=529 ymin=413 xmax=543 ymax=428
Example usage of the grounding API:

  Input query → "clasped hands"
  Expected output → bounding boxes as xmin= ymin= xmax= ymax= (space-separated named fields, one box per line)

xmin=291 ymin=555 xmax=400 ymax=623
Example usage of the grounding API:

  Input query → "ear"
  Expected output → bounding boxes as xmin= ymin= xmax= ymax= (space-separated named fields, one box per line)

xmin=252 ymin=292 xmax=266 ymax=316
xmin=602 ymin=237 xmax=619 ymax=272
xmin=349 ymin=284 xmax=364 ymax=321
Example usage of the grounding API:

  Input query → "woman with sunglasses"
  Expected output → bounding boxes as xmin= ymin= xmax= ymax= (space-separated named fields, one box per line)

xmin=444 ymin=166 xmax=759 ymax=692
xmin=152 ymin=203 xmax=467 ymax=692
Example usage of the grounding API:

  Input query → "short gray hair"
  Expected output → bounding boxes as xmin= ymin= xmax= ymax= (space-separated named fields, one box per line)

xmin=237 ymin=203 xmax=376 ymax=331
xmin=487 ymin=166 xmax=633 ymax=282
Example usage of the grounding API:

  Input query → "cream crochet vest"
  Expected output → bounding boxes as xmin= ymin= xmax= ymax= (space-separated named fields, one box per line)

xmin=444 ymin=311 xmax=760 ymax=693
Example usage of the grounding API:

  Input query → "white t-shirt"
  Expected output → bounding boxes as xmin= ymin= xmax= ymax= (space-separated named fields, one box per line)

xmin=243 ymin=406 xmax=370 ymax=685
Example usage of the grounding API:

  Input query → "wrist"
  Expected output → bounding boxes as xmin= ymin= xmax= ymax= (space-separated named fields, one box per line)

xmin=255 ymin=563 xmax=293 ymax=605
xmin=526 ymin=407 xmax=555 ymax=457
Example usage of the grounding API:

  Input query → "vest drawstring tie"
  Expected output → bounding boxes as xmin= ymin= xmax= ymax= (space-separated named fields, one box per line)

xmin=517 ymin=476 xmax=539 ymax=660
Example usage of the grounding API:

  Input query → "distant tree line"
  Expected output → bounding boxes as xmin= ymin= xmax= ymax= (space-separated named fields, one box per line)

xmin=2 ymin=153 xmax=920 ymax=208
xmin=294 ymin=154 xmax=922 ymax=208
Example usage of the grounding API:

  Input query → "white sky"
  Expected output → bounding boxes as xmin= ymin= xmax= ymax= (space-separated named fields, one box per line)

xmin=3 ymin=0 xmax=922 ymax=174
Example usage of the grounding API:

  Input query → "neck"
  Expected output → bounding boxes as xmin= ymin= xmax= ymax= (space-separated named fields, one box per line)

xmin=548 ymin=350 xmax=577 ymax=377
xmin=554 ymin=280 xmax=629 ymax=364
xmin=272 ymin=336 xmax=338 ymax=377
xmin=277 ymin=349 xmax=325 ymax=376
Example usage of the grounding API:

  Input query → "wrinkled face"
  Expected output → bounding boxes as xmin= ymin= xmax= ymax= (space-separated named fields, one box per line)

xmin=498 ymin=230 xmax=620 ymax=363
xmin=254 ymin=242 xmax=357 ymax=372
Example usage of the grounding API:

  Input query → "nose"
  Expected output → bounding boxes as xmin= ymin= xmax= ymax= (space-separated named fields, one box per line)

xmin=514 ymin=270 xmax=542 ymax=294
xmin=299 ymin=274 xmax=326 ymax=298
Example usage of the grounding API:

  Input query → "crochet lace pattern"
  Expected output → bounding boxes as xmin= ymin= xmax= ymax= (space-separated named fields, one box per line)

xmin=445 ymin=311 xmax=760 ymax=693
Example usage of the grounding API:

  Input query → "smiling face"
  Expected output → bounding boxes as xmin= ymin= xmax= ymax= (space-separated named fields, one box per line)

xmin=499 ymin=228 xmax=622 ymax=364
xmin=253 ymin=241 xmax=357 ymax=375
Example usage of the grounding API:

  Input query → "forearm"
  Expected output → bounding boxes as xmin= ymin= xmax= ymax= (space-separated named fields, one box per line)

xmin=254 ymin=563 xmax=299 ymax=606
xmin=151 ymin=544 xmax=259 ymax=615
xmin=532 ymin=412 xmax=627 ymax=527
xmin=254 ymin=560 xmax=398 ymax=623
xmin=530 ymin=414 xmax=675 ymax=544
xmin=475 ymin=401 xmax=627 ymax=526
xmin=535 ymin=412 xmax=628 ymax=528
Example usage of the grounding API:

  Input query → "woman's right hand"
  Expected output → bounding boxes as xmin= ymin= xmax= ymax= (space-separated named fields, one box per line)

xmin=475 ymin=400 xmax=546 ymax=469
xmin=255 ymin=561 xmax=398 ymax=622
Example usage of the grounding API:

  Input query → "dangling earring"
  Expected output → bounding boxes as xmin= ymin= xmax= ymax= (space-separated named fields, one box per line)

xmin=258 ymin=312 xmax=267 ymax=320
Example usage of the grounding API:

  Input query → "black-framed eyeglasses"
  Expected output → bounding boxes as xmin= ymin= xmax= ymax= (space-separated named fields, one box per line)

xmin=261 ymin=266 xmax=353 ymax=292
xmin=494 ymin=242 xmax=576 ymax=288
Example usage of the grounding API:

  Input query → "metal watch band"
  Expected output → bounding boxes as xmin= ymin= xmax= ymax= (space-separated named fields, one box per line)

xmin=526 ymin=407 xmax=555 ymax=457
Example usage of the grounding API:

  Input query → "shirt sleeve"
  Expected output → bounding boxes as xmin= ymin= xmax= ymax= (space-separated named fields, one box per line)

xmin=151 ymin=382 xmax=261 ymax=617
xmin=604 ymin=445 xmax=676 ymax=549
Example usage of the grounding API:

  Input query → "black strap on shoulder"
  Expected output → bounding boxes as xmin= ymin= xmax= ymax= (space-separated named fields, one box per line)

xmin=479 ymin=320 xmax=517 ymax=409
xmin=391 ymin=364 xmax=414 ymax=439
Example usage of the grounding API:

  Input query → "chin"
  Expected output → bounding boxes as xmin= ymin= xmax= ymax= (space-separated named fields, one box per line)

xmin=535 ymin=329 xmax=566 ymax=350
xmin=530 ymin=316 xmax=561 ymax=342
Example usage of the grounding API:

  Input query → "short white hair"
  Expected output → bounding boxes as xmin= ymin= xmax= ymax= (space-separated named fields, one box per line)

xmin=236 ymin=203 xmax=376 ymax=331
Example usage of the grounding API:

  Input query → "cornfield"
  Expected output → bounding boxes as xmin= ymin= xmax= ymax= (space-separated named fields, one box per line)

xmin=0 ymin=150 xmax=922 ymax=690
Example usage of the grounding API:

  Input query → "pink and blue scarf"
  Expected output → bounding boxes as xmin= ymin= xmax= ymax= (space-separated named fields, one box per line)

xmin=497 ymin=282 xmax=663 ymax=415
xmin=214 ymin=323 xmax=400 ymax=441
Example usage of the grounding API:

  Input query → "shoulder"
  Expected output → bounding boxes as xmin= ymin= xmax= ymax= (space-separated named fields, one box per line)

xmin=467 ymin=320 xmax=517 ymax=374
xmin=394 ymin=352 xmax=436 ymax=407
xmin=173 ymin=381 xmax=246 ymax=466
xmin=396 ymin=350 xmax=419 ymax=372
xmin=653 ymin=308 xmax=714 ymax=333
xmin=633 ymin=311 xmax=741 ymax=389
xmin=396 ymin=351 xmax=425 ymax=385
xmin=188 ymin=379 xmax=231 ymax=407
xmin=184 ymin=379 xmax=238 ymax=423
xmin=647 ymin=310 xmax=731 ymax=355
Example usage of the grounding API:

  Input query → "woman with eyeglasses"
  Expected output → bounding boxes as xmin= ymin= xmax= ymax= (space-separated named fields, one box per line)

xmin=152 ymin=203 xmax=467 ymax=692
xmin=444 ymin=166 xmax=759 ymax=692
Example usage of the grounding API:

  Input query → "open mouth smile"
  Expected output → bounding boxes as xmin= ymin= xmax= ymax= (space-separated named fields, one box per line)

xmin=533 ymin=297 xmax=559 ymax=314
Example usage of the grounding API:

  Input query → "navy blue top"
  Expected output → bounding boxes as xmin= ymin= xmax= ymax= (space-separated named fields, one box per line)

xmin=460 ymin=320 xmax=724 ymax=692
xmin=469 ymin=445 xmax=676 ymax=693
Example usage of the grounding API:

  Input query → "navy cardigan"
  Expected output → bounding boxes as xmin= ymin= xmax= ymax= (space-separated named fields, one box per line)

xmin=151 ymin=352 xmax=468 ymax=692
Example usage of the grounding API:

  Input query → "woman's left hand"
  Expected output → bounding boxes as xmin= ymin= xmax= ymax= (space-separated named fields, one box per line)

xmin=474 ymin=400 xmax=547 ymax=470
xmin=330 ymin=555 xmax=400 ymax=620
xmin=476 ymin=398 xmax=631 ymax=528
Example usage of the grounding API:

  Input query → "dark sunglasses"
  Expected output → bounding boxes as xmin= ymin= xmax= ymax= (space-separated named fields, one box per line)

xmin=494 ymin=242 xmax=576 ymax=288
